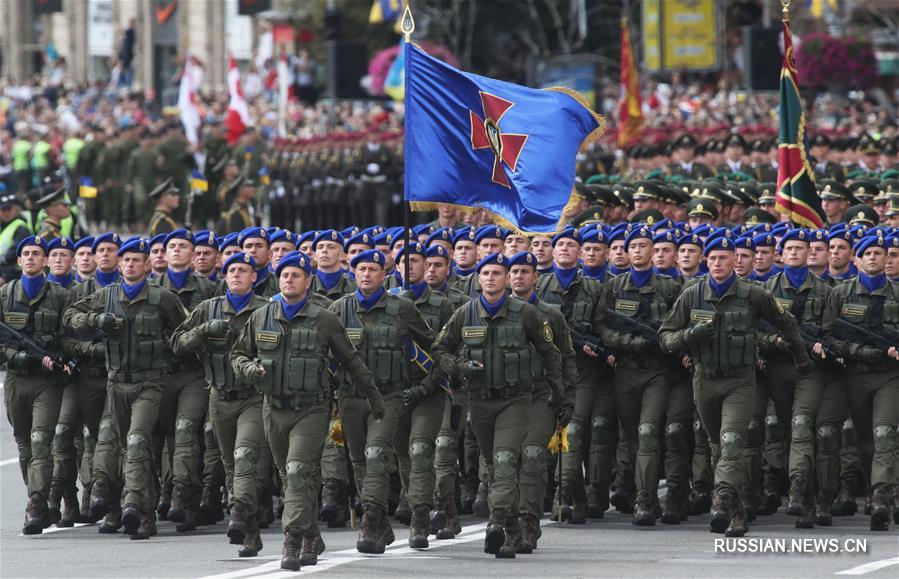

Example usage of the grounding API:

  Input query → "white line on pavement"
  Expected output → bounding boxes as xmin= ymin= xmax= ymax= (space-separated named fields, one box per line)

xmin=1 ymin=458 xmax=20 ymax=467
xmin=836 ymin=557 xmax=899 ymax=576
xmin=18 ymin=522 xmax=96 ymax=537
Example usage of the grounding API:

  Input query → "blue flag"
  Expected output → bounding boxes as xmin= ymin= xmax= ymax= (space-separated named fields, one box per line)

xmin=403 ymin=43 xmax=604 ymax=233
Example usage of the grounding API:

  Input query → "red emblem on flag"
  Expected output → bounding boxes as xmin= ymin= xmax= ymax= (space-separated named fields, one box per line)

xmin=470 ymin=91 xmax=527 ymax=188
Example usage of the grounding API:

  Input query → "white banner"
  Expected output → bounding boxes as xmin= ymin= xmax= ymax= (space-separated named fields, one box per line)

xmin=87 ymin=0 xmax=115 ymax=57
xmin=226 ymin=0 xmax=253 ymax=60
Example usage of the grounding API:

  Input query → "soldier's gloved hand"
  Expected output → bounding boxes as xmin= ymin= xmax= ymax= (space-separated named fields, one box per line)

xmin=89 ymin=342 xmax=105 ymax=362
xmin=201 ymin=319 xmax=228 ymax=338
xmin=10 ymin=351 xmax=33 ymax=370
xmin=402 ymin=385 xmax=428 ymax=407
xmin=856 ymin=346 xmax=884 ymax=363
xmin=246 ymin=362 xmax=266 ymax=382
xmin=796 ymin=360 xmax=812 ymax=375
xmin=369 ymin=399 xmax=386 ymax=421
xmin=688 ymin=320 xmax=715 ymax=344
xmin=556 ymin=404 xmax=574 ymax=429
xmin=94 ymin=313 xmax=123 ymax=334
xmin=459 ymin=360 xmax=484 ymax=379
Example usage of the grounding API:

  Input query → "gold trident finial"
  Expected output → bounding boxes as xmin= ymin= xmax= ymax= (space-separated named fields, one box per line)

xmin=401 ymin=2 xmax=415 ymax=42
xmin=782 ymin=0 xmax=790 ymax=19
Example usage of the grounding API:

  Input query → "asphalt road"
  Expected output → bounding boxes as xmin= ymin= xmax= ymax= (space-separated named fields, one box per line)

xmin=1 ymin=372 xmax=897 ymax=579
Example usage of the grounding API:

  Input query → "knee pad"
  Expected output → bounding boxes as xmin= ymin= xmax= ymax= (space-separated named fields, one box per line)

xmin=175 ymin=418 xmax=196 ymax=446
xmin=126 ymin=432 xmax=149 ymax=462
xmin=873 ymin=424 xmax=896 ymax=453
xmin=790 ymin=414 xmax=813 ymax=442
xmin=816 ymin=425 xmax=839 ymax=454
xmin=30 ymin=429 xmax=51 ymax=459
xmin=493 ymin=448 xmax=518 ymax=481
xmin=234 ymin=446 xmax=257 ymax=476
xmin=566 ymin=420 xmax=582 ymax=453
xmin=764 ymin=414 xmax=782 ymax=440
xmin=637 ymin=422 xmax=659 ymax=452
xmin=591 ymin=416 xmax=613 ymax=442
xmin=409 ymin=439 xmax=434 ymax=473
xmin=286 ymin=459 xmax=314 ymax=490
xmin=841 ymin=418 xmax=858 ymax=444
xmin=53 ymin=422 xmax=73 ymax=448
xmin=746 ymin=419 xmax=764 ymax=448
xmin=364 ymin=445 xmax=388 ymax=476
xmin=665 ymin=421 xmax=689 ymax=452
xmin=98 ymin=417 xmax=116 ymax=444
xmin=720 ymin=431 xmax=744 ymax=461
xmin=520 ymin=444 xmax=545 ymax=477
xmin=434 ymin=434 xmax=456 ymax=466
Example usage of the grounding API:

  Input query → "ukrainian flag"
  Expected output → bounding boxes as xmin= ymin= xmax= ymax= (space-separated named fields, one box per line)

xmin=79 ymin=177 xmax=98 ymax=199
xmin=384 ymin=39 xmax=406 ymax=101
xmin=190 ymin=170 xmax=208 ymax=192
xmin=370 ymin=0 xmax=402 ymax=25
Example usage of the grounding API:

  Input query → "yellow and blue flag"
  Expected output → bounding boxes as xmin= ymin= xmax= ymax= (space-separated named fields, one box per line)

xmin=370 ymin=0 xmax=403 ymax=33
xmin=190 ymin=170 xmax=208 ymax=192
xmin=404 ymin=43 xmax=604 ymax=234
xmin=79 ymin=176 xmax=98 ymax=199
xmin=384 ymin=39 xmax=406 ymax=101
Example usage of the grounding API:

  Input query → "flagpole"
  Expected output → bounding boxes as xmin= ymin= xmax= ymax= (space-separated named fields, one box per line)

xmin=401 ymin=1 xmax=415 ymax=290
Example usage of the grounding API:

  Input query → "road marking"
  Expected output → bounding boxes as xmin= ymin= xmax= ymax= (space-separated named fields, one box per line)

xmin=836 ymin=557 xmax=899 ymax=575
xmin=18 ymin=522 xmax=96 ymax=536
xmin=1 ymin=458 xmax=20 ymax=467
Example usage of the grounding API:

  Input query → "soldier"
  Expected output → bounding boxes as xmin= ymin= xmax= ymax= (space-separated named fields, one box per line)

xmin=810 ymin=134 xmax=845 ymax=181
xmin=46 ymin=236 xmax=76 ymax=289
xmin=232 ymin=252 xmax=385 ymax=570
xmin=580 ymin=227 xmax=610 ymax=281
xmin=312 ymin=230 xmax=356 ymax=298
xmin=456 ymin=226 xmax=505 ymax=299
xmin=716 ymin=134 xmax=749 ymax=175
xmin=660 ymin=236 xmax=810 ymax=537
xmin=148 ymin=178 xmax=180 ymax=238
xmin=216 ymin=177 xmax=256 ymax=236
xmin=819 ymin=235 xmax=899 ymax=531
xmin=148 ymin=233 xmax=169 ymax=278
xmin=677 ymin=233 xmax=706 ymax=279
xmin=328 ymin=249 xmax=434 ymax=555
xmin=269 ymin=229 xmax=298 ymax=271
xmin=65 ymin=237 xmax=187 ymax=540
xmin=668 ymin=134 xmax=714 ymax=179
xmin=530 ymin=234 xmax=555 ymax=276
xmin=507 ymin=251 xmax=575 ymax=552
xmin=1 ymin=236 xmax=72 ymax=533
xmin=428 ymin=252 xmax=564 ymax=558
xmin=751 ymin=233 xmax=779 ymax=282
xmin=192 ymin=230 xmax=221 ymax=282
xmin=238 ymin=227 xmax=280 ymax=298
xmin=820 ymin=181 xmax=855 ymax=228
xmin=35 ymin=188 xmax=70 ymax=243
xmin=451 ymin=227 xmax=479 ymax=282
xmin=172 ymin=251 xmax=270 ymax=556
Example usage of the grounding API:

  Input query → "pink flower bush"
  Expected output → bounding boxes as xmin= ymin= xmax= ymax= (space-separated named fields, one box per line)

xmin=796 ymin=33 xmax=877 ymax=90
xmin=368 ymin=42 xmax=459 ymax=96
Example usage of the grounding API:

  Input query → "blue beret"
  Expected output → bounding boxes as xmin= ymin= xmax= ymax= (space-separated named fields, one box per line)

xmin=677 ymin=233 xmax=704 ymax=249
xmin=16 ymin=235 xmax=47 ymax=256
xmin=193 ymin=230 xmax=219 ymax=249
xmin=691 ymin=224 xmax=712 ymax=238
xmin=413 ymin=223 xmax=435 ymax=237
xmin=389 ymin=228 xmax=412 ymax=249
xmin=552 ymin=227 xmax=582 ymax=246
xmin=475 ymin=225 xmax=505 ymax=245
xmin=704 ymin=236 xmax=736 ymax=256
xmin=854 ymin=235 xmax=885 ymax=257
xmin=372 ymin=230 xmax=391 ymax=246
xmin=296 ymin=231 xmax=317 ymax=247
xmin=395 ymin=241 xmax=426 ymax=262
xmin=341 ymin=226 xmax=360 ymax=238
xmin=91 ymin=232 xmax=122 ymax=252
xmin=650 ymin=219 xmax=675 ymax=232
xmin=476 ymin=251 xmax=509 ymax=272
xmin=269 ymin=229 xmax=296 ymax=246
xmin=652 ymin=230 xmax=678 ymax=245
xmin=624 ymin=226 xmax=652 ymax=250
xmin=276 ymin=251 xmax=313 ymax=277
xmin=313 ymin=229 xmax=345 ymax=249
xmin=778 ymin=228 xmax=810 ymax=251
xmin=163 ymin=228 xmax=194 ymax=248
xmin=425 ymin=227 xmax=454 ymax=247
xmin=848 ymin=226 xmax=868 ymax=242
xmin=507 ymin=251 xmax=538 ymax=269
xmin=46 ymin=236 xmax=75 ymax=253
xmin=884 ymin=232 xmax=899 ymax=249
xmin=608 ymin=228 xmax=628 ymax=243
xmin=350 ymin=249 xmax=387 ymax=269
xmin=610 ymin=223 xmax=632 ymax=235
xmin=734 ymin=235 xmax=756 ymax=251
xmin=752 ymin=233 xmax=776 ymax=248
xmin=453 ymin=226 xmax=478 ymax=246
xmin=238 ymin=226 xmax=270 ymax=247
xmin=425 ymin=245 xmax=451 ymax=261
xmin=344 ymin=231 xmax=375 ymax=251
xmin=149 ymin=233 xmax=167 ymax=248
xmin=223 ymin=251 xmax=256 ymax=273
xmin=219 ymin=233 xmax=240 ymax=251
xmin=771 ymin=222 xmax=790 ymax=235
xmin=118 ymin=237 xmax=149 ymax=256
xmin=581 ymin=227 xmax=608 ymax=245
xmin=73 ymin=236 xmax=94 ymax=252
xmin=808 ymin=229 xmax=829 ymax=244
xmin=265 ymin=227 xmax=279 ymax=236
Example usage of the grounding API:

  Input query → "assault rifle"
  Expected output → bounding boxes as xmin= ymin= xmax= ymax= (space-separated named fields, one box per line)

xmin=602 ymin=308 xmax=661 ymax=343
xmin=831 ymin=318 xmax=899 ymax=359
xmin=0 ymin=320 xmax=79 ymax=375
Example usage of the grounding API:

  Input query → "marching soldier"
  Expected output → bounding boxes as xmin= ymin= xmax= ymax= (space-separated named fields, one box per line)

xmin=312 ymin=230 xmax=356 ymax=298
xmin=148 ymin=178 xmax=180 ymax=238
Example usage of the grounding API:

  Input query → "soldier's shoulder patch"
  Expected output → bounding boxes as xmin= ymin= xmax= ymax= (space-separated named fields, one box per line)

xmin=543 ymin=322 xmax=553 ymax=343
xmin=775 ymin=300 xmax=785 ymax=314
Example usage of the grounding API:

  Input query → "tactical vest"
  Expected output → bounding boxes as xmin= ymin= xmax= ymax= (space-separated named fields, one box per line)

xmin=459 ymin=298 xmax=536 ymax=396
xmin=767 ymin=273 xmax=827 ymax=325
xmin=337 ymin=294 xmax=407 ymax=393
xmin=65 ymin=278 xmax=106 ymax=371
xmin=253 ymin=301 xmax=329 ymax=401
xmin=609 ymin=272 xmax=676 ymax=324
xmin=152 ymin=274 xmax=215 ymax=311
xmin=536 ymin=274 xmax=600 ymax=329
xmin=688 ymin=281 xmax=756 ymax=374
xmin=2 ymin=280 xmax=63 ymax=372
xmin=103 ymin=285 xmax=169 ymax=378
xmin=201 ymin=297 xmax=252 ymax=394
xmin=0 ymin=218 xmax=28 ymax=257
xmin=836 ymin=280 xmax=899 ymax=332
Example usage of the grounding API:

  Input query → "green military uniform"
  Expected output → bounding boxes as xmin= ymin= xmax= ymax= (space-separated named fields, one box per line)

xmin=128 ymin=145 xmax=160 ymax=226
xmin=217 ymin=200 xmax=254 ymax=237
xmin=660 ymin=275 xmax=809 ymax=536
xmin=311 ymin=272 xmax=356 ymax=301
xmin=232 ymin=298 xmax=384 ymax=565
xmin=148 ymin=209 xmax=177 ymax=238
xmin=64 ymin=279 xmax=187 ymax=537
xmin=1 ymin=275 xmax=70 ymax=533
xmin=36 ymin=218 xmax=62 ymax=243
xmin=429 ymin=295 xmax=563 ymax=557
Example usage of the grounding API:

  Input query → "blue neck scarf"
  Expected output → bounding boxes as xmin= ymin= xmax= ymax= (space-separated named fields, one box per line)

xmin=609 ymin=264 xmax=629 ymax=276
xmin=48 ymin=271 xmax=74 ymax=289
xmin=254 ymin=266 xmax=270 ymax=288
xmin=74 ymin=271 xmax=87 ymax=283
xmin=317 ymin=268 xmax=343 ymax=291
xmin=122 ymin=278 xmax=147 ymax=301
xmin=709 ymin=273 xmax=737 ymax=298
xmin=629 ymin=267 xmax=653 ymax=288
xmin=859 ymin=272 xmax=887 ymax=293
xmin=526 ymin=292 xmax=538 ymax=305
xmin=166 ymin=267 xmax=191 ymax=290
xmin=582 ymin=262 xmax=608 ymax=282
xmin=346 ymin=269 xmax=356 ymax=281
xmin=356 ymin=286 xmax=385 ymax=311
xmin=653 ymin=266 xmax=680 ymax=279
xmin=751 ymin=268 xmax=777 ymax=283
xmin=553 ymin=266 xmax=578 ymax=290
xmin=479 ymin=293 xmax=507 ymax=317
xmin=455 ymin=265 xmax=476 ymax=278
xmin=21 ymin=273 xmax=46 ymax=301
xmin=783 ymin=265 xmax=809 ymax=289
xmin=537 ymin=265 xmax=554 ymax=276
xmin=95 ymin=268 xmax=120 ymax=288
xmin=407 ymin=280 xmax=428 ymax=301
xmin=281 ymin=297 xmax=307 ymax=321
xmin=206 ymin=270 xmax=218 ymax=283
xmin=434 ymin=281 xmax=449 ymax=294
xmin=226 ymin=290 xmax=253 ymax=313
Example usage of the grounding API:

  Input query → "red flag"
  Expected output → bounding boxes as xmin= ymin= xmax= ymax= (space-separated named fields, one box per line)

xmin=225 ymin=53 xmax=251 ymax=145
xmin=618 ymin=13 xmax=643 ymax=147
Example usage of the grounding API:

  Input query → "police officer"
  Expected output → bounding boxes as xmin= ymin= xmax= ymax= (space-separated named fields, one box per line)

xmin=147 ymin=178 xmax=180 ymax=238
xmin=172 ymin=252 xmax=270 ymax=556
xmin=0 ymin=192 xmax=33 ymax=284
xmin=232 ymin=252 xmax=385 ymax=570
xmin=0 ymin=236 xmax=72 ymax=534
xmin=65 ymin=237 xmax=187 ymax=540
xmin=660 ymin=236 xmax=810 ymax=537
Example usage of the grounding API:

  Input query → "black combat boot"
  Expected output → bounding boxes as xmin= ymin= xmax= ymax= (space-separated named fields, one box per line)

xmin=121 ymin=503 xmax=141 ymax=536
xmin=831 ymin=477 xmax=858 ymax=516
xmin=319 ymin=479 xmax=343 ymax=524
xmin=239 ymin=515 xmax=262 ymax=557
xmin=89 ymin=477 xmax=111 ymax=520
xmin=257 ymin=490 xmax=275 ymax=529
xmin=869 ymin=484 xmax=893 ymax=532
xmin=689 ymin=481 xmax=712 ymax=515
xmin=156 ymin=480 xmax=173 ymax=521
xmin=197 ymin=484 xmax=224 ymax=525
xmin=79 ymin=482 xmax=94 ymax=523
xmin=632 ymin=491 xmax=656 ymax=526
xmin=586 ymin=482 xmax=609 ymax=519
xmin=23 ymin=493 xmax=49 ymax=535
xmin=725 ymin=496 xmax=748 ymax=537
xmin=227 ymin=501 xmax=247 ymax=545
xmin=472 ymin=480 xmax=490 ymax=518
xmin=893 ymin=485 xmax=899 ymax=525
xmin=59 ymin=487 xmax=81 ymax=527
xmin=280 ymin=529 xmax=303 ymax=571
xmin=379 ymin=505 xmax=396 ymax=546
xmin=167 ymin=482 xmax=189 ymax=523
xmin=356 ymin=504 xmax=386 ymax=554
xmin=661 ymin=489 xmax=683 ymax=525
xmin=430 ymin=495 xmax=447 ymax=534
xmin=610 ymin=477 xmax=635 ymax=514
xmin=569 ymin=483 xmax=587 ymax=524
xmin=436 ymin=494 xmax=461 ymax=540
xmin=785 ymin=476 xmax=806 ymax=516
xmin=299 ymin=525 xmax=325 ymax=565
xmin=795 ymin=481 xmax=816 ymax=529
xmin=517 ymin=513 xmax=540 ymax=554
xmin=496 ymin=513 xmax=520 ymax=559
xmin=815 ymin=489 xmax=833 ymax=526
xmin=394 ymin=489 xmax=412 ymax=525
xmin=409 ymin=505 xmax=431 ymax=549
xmin=709 ymin=488 xmax=733 ymax=534
xmin=742 ymin=485 xmax=760 ymax=522
xmin=484 ymin=510 xmax=507 ymax=555
xmin=130 ymin=511 xmax=155 ymax=540
xmin=97 ymin=500 xmax=122 ymax=534
xmin=47 ymin=486 xmax=63 ymax=526
xmin=460 ymin=473 xmax=478 ymax=514
xmin=761 ymin=471 xmax=782 ymax=515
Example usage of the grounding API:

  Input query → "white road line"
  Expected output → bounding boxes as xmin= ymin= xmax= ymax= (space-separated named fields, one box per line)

xmin=18 ymin=522 xmax=96 ymax=536
xmin=836 ymin=557 xmax=899 ymax=576
xmin=1 ymin=457 xmax=20 ymax=467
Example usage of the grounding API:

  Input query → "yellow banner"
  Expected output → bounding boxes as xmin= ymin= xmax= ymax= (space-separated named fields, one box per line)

xmin=642 ymin=0 xmax=661 ymax=72
xmin=662 ymin=0 xmax=718 ymax=70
